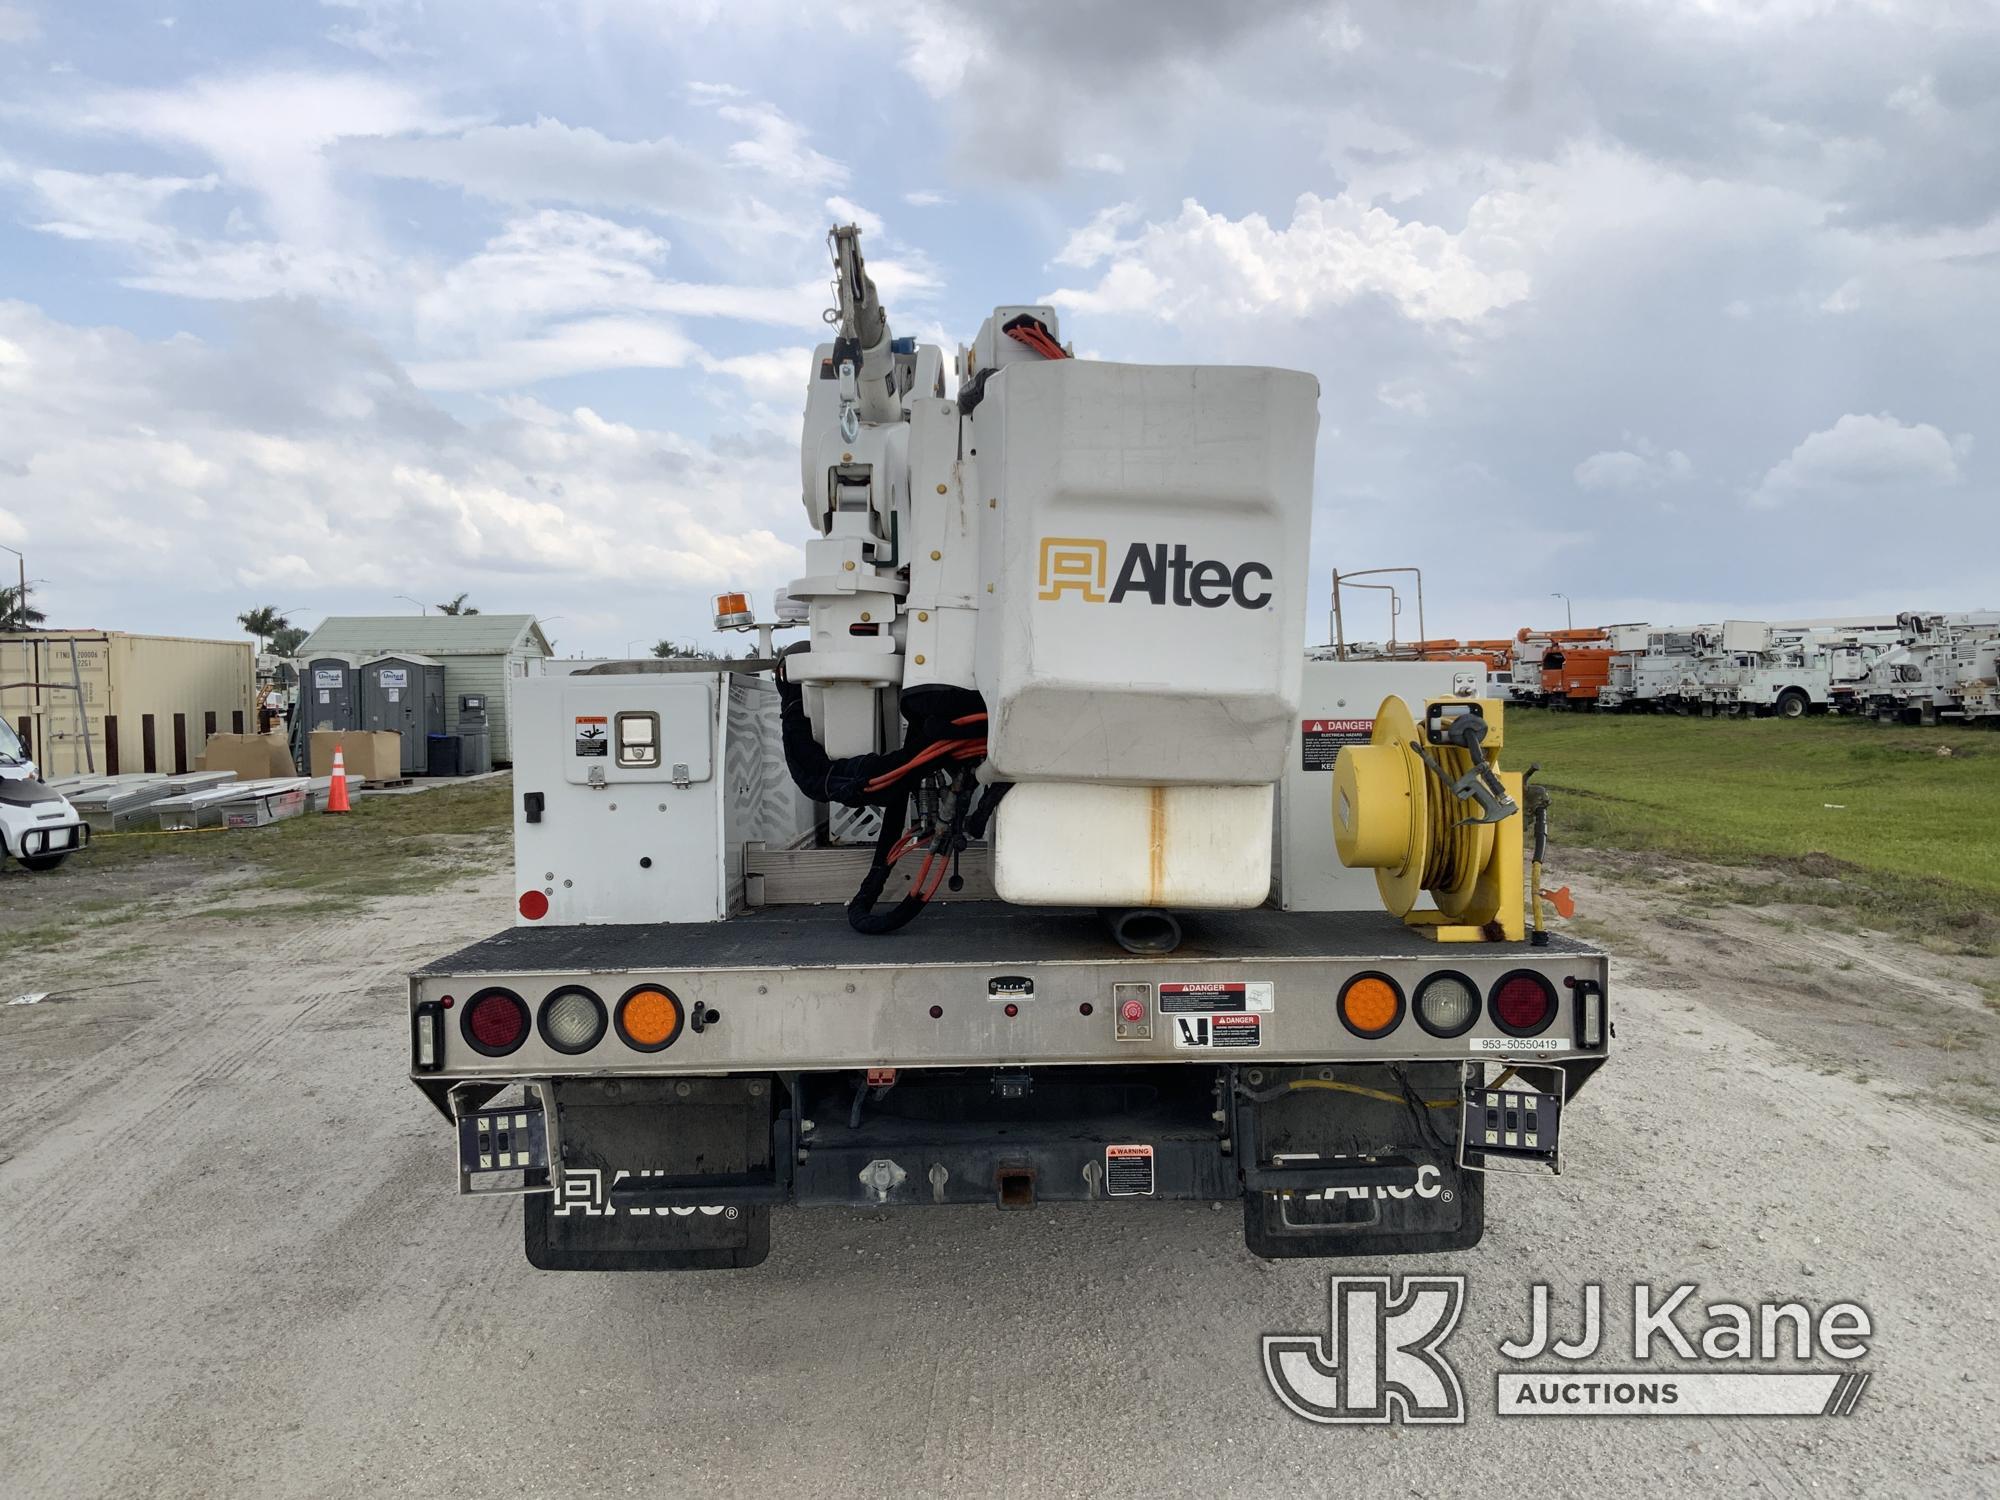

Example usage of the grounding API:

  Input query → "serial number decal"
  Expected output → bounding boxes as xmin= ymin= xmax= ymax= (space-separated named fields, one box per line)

xmin=1470 ymin=1037 xmax=1572 ymax=1053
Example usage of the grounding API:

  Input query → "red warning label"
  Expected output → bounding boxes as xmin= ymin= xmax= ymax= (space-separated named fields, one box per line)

xmin=1105 ymin=1144 xmax=1155 ymax=1197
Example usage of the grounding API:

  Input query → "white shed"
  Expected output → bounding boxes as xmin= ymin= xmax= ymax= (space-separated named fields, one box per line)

xmin=292 ymin=615 xmax=551 ymax=765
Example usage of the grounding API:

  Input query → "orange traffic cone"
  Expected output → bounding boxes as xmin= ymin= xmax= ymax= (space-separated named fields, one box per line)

xmin=325 ymin=744 xmax=351 ymax=814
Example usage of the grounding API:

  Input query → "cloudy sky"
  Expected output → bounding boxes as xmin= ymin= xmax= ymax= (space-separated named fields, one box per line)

xmin=1 ymin=0 xmax=1995 ymax=654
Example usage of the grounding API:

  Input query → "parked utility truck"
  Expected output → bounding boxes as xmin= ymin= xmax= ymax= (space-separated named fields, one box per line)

xmin=408 ymin=228 xmax=1610 ymax=1270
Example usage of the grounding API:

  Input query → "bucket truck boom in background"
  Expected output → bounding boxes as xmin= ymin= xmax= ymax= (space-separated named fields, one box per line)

xmin=406 ymin=227 xmax=1611 ymax=1271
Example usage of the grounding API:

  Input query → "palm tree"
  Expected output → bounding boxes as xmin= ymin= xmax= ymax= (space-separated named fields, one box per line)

xmin=652 ymin=639 xmax=721 ymax=661
xmin=237 ymin=605 xmax=288 ymax=653
xmin=269 ymin=624 xmax=308 ymax=657
xmin=0 ymin=585 xmax=43 ymax=632
xmin=437 ymin=593 xmax=480 ymax=616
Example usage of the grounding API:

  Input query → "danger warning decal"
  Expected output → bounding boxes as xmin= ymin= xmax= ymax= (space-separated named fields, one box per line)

xmin=1158 ymin=981 xmax=1274 ymax=1014
xmin=1301 ymin=717 xmax=1373 ymax=772
xmin=1105 ymin=1144 xmax=1155 ymax=1198
xmin=574 ymin=715 xmax=608 ymax=757
xmin=1171 ymin=1013 xmax=1263 ymax=1050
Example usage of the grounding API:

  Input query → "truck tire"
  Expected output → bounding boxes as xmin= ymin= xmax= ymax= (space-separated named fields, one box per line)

xmin=1774 ymin=689 xmax=1808 ymax=719
xmin=19 ymin=852 xmax=68 ymax=872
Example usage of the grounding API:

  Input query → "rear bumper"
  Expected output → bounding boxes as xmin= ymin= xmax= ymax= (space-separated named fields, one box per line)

xmin=407 ymin=909 xmax=1610 ymax=1095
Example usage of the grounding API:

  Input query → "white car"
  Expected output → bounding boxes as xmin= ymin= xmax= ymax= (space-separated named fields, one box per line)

xmin=0 ymin=719 xmax=89 ymax=873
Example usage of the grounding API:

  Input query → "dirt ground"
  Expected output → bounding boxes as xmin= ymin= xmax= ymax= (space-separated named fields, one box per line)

xmin=2 ymin=834 xmax=1997 ymax=1498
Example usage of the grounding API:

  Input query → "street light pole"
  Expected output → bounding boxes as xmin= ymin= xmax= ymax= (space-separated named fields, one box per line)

xmin=395 ymin=594 xmax=428 ymax=615
xmin=1551 ymin=592 xmax=1573 ymax=631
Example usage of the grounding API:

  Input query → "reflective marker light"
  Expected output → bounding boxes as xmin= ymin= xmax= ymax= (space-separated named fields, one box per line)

xmin=1413 ymin=972 xmax=1479 ymax=1039
xmin=1338 ymin=973 xmax=1404 ymax=1039
xmin=539 ymin=986 xmax=607 ymax=1055
xmin=412 ymin=1001 xmax=443 ymax=1072
xmin=616 ymin=985 xmax=684 ymax=1052
xmin=518 ymin=890 xmax=550 ymax=921
xmin=1491 ymin=971 xmax=1557 ymax=1037
xmin=461 ymin=989 xmax=530 ymax=1057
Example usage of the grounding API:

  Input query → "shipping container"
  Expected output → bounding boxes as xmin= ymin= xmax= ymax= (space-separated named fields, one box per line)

xmin=0 ymin=632 xmax=256 ymax=779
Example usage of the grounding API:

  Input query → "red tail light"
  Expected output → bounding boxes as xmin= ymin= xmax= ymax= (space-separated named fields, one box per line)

xmin=1491 ymin=972 xmax=1556 ymax=1037
xmin=462 ymin=989 xmax=530 ymax=1056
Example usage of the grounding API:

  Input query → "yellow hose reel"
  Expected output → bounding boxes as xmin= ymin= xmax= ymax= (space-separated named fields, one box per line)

xmin=1332 ymin=696 xmax=1525 ymax=942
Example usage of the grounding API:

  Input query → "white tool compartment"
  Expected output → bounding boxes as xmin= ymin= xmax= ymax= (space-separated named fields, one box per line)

xmin=514 ymin=672 xmax=808 ymax=925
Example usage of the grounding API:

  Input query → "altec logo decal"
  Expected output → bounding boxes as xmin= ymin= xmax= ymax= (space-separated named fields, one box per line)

xmin=1038 ymin=536 xmax=1274 ymax=609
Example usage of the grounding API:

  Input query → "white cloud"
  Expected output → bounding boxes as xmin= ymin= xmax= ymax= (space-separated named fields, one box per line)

xmin=1051 ymin=202 xmax=1138 ymax=269
xmin=1750 ymin=412 xmax=1968 ymax=509
xmin=698 ymin=346 xmax=813 ymax=405
xmin=72 ymin=70 xmax=445 ymax=243
xmin=717 ymin=102 xmax=845 ymax=189
xmin=1375 ymin=378 xmax=1430 ymax=417
xmin=7 ymin=163 xmax=217 ymax=251
xmin=1045 ymin=191 xmax=1538 ymax=326
xmin=1574 ymin=442 xmax=1693 ymax=492
xmin=408 ymin=314 xmax=701 ymax=391
xmin=902 ymin=189 xmax=952 ymax=207
xmin=824 ymin=195 xmax=882 ymax=238
xmin=0 ymin=300 xmax=803 ymax=637
xmin=0 ymin=4 xmax=39 ymax=44
xmin=340 ymin=117 xmax=752 ymax=223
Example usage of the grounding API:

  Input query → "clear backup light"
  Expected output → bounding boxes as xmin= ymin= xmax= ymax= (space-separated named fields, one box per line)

xmin=1414 ymin=972 xmax=1479 ymax=1039
xmin=539 ymin=986 xmax=607 ymax=1055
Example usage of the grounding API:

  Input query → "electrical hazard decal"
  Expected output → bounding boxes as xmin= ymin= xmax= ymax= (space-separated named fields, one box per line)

xmin=574 ymin=715 xmax=608 ymax=757
xmin=1158 ymin=981 xmax=1274 ymax=1014
xmin=1301 ymin=718 xmax=1373 ymax=772
xmin=1105 ymin=1144 xmax=1156 ymax=1197
xmin=1171 ymin=1013 xmax=1262 ymax=1049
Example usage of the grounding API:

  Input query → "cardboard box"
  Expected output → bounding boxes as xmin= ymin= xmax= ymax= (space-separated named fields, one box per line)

xmin=309 ymin=729 xmax=402 ymax=780
xmin=199 ymin=733 xmax=297 ymax=780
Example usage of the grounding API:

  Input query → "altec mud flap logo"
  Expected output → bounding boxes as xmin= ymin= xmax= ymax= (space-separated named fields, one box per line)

xmin=1037 ymin=536 xmax=1274 ymax=608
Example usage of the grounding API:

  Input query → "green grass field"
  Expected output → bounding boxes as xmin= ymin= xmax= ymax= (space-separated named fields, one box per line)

xmin=81 ymin=773 xmax=514 ymax=895
xmin=1508 ymin=710 xmax=2000 ymax=951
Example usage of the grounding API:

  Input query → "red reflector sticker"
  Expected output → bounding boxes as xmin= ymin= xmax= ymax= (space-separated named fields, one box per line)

xmin=518 ymin=890 xmax=549 ymax=921
xmin=1106 ymin=1144 xmax=1155 ymax=1197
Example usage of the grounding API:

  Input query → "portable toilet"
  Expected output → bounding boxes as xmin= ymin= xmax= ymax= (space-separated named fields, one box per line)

xmin=456 ymin=692 xmax=494 ymax=776
xmin=360 ymin=653 xmax=446 ymax=774
xmin=301 ymin=655 xmax=362 ymax=732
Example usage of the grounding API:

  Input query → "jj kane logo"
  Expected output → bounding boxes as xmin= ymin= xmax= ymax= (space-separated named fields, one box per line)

xmin=1263 ymin=1275 xmax=1468 ymax=1425
xmin=1265 ymin=1278 xmax=1875 ymax=1426
xmin=1038 ymin=536 xmax=1274 ymax=609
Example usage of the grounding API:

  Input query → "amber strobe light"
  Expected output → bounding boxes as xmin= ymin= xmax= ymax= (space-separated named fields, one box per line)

xmin=1338 ymin=973 xmax=1404 ymax=1039
xmin=616 ymin=985 xmax=685 ymax=1052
